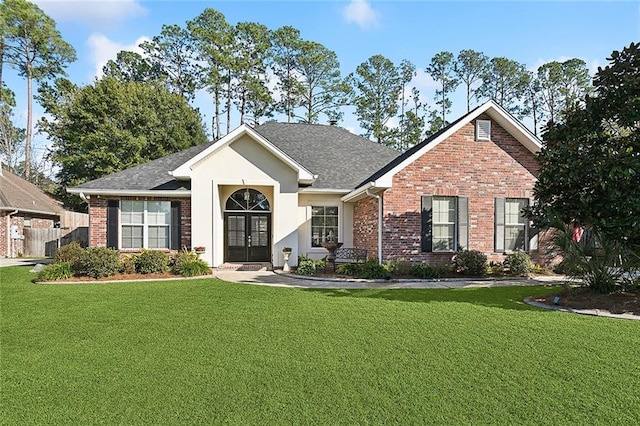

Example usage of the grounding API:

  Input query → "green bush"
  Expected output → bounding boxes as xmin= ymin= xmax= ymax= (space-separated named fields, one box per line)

xmin=176 ymin=259 xmax=211 ymax=277
xmin=37 ymin=263 xmax=73 ymax=281
xmin=135 ymin=250 xmax=169 ymax=274
xmin=505 ymin=251 xmax=533 ymax=276
xmin=385 ymin=259 xmax=412 ymax=276
xmin=336 ymin=258 xmax=387 ymax=279
xmin=171 ymin=250 xmax=199 ymax=274
xmin=410 ymin=262 xmax=441 ymax=279
xmin=296 ymin=256 xmax=316 ymax=276
xmin=77 ymin=247 xmax=121 ymax=278
xmin=120 ymin=254 xmax=138 ymax=274
xmin=53 ymin=242 xmax=84 ymax=266
xmin=453 ymin=250 xmax=487 ymax=276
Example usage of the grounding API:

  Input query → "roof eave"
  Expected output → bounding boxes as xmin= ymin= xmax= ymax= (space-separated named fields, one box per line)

xmin=341 ymin=182 xmax=388 ymax=202
xmin=0 ymin=206 xmax=61 ymax=216
xmin=66 ymin=188 xmax=192 ymax=198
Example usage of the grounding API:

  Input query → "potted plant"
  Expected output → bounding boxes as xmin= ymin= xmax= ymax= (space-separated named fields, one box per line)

xmin=194 ymin=246 xmax=205 ymax=254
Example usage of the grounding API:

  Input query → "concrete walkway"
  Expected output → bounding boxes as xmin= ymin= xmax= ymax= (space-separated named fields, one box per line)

xmin=213 ymin=269 xmax=567 ymax=289
xmin=0 ymin=258 xmax=52 ymax=268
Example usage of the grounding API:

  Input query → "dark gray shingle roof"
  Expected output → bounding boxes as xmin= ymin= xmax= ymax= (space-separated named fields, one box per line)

xmin=254 ymin=123 xmax=399 ymax=189
xmin=73 ymin=142 xmax=215 ymax=191
xmin=72 ymin=123 xmax=400 ymax=192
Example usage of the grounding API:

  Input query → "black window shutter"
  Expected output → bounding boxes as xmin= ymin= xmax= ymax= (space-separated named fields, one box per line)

xmin=457 ymin=196 xmax=469 ymax=251
xmin=106 ymin=200 xmax=119 ymax=249
xmin=171 ymin=201 xmax=182 ymax=250
xmin=495 ymin=198 xmax=505 ymax=253
xmin=421 ymin=196 xmax=433 ymax=252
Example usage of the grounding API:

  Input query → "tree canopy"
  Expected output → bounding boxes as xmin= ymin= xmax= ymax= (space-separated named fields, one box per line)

xmin=40 ymin=77 xmax=207 ymax=209
xmin=530 ymin=42 xmax=640 ymax=250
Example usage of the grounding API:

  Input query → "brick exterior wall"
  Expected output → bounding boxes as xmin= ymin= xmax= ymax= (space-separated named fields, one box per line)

xmin=352 ymin=196 xmax=379 ymax=260
xmin=89 ymin=196 xmax=191 ymax=250
xmin=354 ymin=115 xmax=540 ymax=264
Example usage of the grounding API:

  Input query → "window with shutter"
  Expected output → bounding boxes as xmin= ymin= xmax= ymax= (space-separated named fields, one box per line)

xmin=476 ymin=119 xmax=491 ymax=141
xmin=422 ymin=196 xmax=468 ymax=252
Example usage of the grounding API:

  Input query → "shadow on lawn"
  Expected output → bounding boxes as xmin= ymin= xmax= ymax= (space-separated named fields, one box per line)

xmin=304 ymin=285 xmax=561 ymax=312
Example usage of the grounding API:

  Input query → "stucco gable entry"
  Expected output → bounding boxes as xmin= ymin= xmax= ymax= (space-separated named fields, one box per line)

xmin=170 ymin=124 xmax=316 ymax=185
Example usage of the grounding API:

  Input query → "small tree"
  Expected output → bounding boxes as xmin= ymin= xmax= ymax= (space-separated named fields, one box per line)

xmin=529 ymin=42 xmax=640 ymax=292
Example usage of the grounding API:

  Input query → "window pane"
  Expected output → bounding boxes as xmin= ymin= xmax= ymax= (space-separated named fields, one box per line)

xmin=148 ymin=201 xmax=171 ymax=225
xmin=505 ymin=225 xmax=526 ymax=251
xmin=122 ymin=225 xmax=143 ymax=249
xmin=433 ymin=224 xmax=454 ymax=251
xmin=148 ymin=226 xmax=169 ymax=249
xmin=325 ymin=206 xmax=338 ymax=216
xmin=121 ymin=201 xmax=144 ymax=224
xmin=311 ymin=206 xmax=339 ymax=247
xmin=505 ymin=199 xmax=527 ymax=225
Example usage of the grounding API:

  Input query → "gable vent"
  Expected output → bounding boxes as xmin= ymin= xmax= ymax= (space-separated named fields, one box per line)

xmin=476 ymin=119 xmax=491 ymax=141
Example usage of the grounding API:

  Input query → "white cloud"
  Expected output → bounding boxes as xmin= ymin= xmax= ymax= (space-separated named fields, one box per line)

xmin=343 ymin=0 xmax=379 ymax=30
xmin=33 ymin=0 xmax=147 ymax=29
xmin=86 ymin=33 xmax=149 ymax=79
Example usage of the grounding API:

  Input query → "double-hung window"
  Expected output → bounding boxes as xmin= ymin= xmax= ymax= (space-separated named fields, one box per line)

xmin=120 ymin=200 xmax=171 ymax=250
xmin=421 ymin=196 xmax=468 ymax=252
xmin=432 ymin=197 xmax=457 ymax=251
xmin=311 ymin=206 xmax=339 ymax=247
xmin=495 ymin=198 xmax=536 ymax=252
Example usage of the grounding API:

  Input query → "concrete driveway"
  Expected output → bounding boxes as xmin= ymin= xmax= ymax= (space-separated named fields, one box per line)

xmin=0 ymin=258 xmax=52 ymax=268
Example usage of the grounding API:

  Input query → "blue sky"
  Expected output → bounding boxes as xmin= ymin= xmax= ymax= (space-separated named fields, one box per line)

xmin=4 ymin=0 xmax=639 ymax=162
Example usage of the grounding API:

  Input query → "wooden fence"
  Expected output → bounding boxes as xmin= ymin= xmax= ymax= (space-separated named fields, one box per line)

xmin=23 ymin=227 xmax=88 ymax=257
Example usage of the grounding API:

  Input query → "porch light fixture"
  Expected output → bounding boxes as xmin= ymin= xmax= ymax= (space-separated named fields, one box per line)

xmin=243 ymin=188 xmax=251 ymax=201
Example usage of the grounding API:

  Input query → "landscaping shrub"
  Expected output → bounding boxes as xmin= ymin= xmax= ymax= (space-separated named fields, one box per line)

xmin=453 ymin=250 xmax=487 ymax=276
xmin=120 ymin=254 xmax=138 ymax=274
xmin=505 ymin=251 xmax=533 ymax=276
xmin=135 ymin=250 xmax=169 ymax=274
xmin=77 ymin=247 xmax=121 ymax=278
xmin=37 ymin=263 xmax=73 ymax=281
xmin=410 ymin=262 xmax=441 ymax=279
xmin=296 ymin=256 xmax=316 ymax=275
xmin=171 ymin=250 xmax=198 ymax=274
xmin=385 ymin=259 xmax=412 ymax=276
xmin=176 ymin=259 xmax=211 ymax=277
xmin=53 ymin=242 xmax=84 ymax=267
xmin=337 ymin=258 xmax=387 ymax=279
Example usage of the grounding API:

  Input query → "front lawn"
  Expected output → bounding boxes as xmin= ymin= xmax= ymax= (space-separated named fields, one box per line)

xmin=1 ymin=266 xmax=638 ymax=424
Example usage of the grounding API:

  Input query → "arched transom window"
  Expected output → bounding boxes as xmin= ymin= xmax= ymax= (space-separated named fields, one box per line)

xmin=225 ymin=189 xmax=270 ymax=211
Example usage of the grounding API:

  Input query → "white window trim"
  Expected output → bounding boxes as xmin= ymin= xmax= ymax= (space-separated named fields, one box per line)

xmin=432 ymin=196 xmax=458 ymax=253
xmin=504 ymin=198 xmax=528 ymax=252
xmin=119 ymin=201 xmax=171 ymax=250
xmin=309 ymin=204 xmax=341 ymax=250
xmin=476 ymin=119 xmax=491 ymax=141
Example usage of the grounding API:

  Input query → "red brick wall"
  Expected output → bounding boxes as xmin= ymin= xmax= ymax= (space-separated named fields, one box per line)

xmin=355 ymin=115 xmax=539 ymax=264
xmin=89 ymin=197 xmax=191 ymax=250
xmin=353 ymin=196 xmax=379 ymax=259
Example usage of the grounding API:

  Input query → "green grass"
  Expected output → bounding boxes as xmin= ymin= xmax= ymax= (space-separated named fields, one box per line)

xmin=1 ymin=266 xmax=638 ymax=424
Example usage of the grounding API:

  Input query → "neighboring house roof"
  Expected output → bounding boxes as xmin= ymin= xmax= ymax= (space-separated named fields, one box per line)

xmin=0 ymin=166 xmax=62 ymax=216
xmin=343 ymin=100 xmax=543 ymax=201
xmin=69 ymin=122 xmax=400 ymax=195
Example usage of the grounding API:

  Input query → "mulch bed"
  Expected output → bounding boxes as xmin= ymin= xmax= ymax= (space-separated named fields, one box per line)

xmin=41 ymin=272 xmax=186 ymax=282
xmin=535 ymin=288 xmax=639 ymax=316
